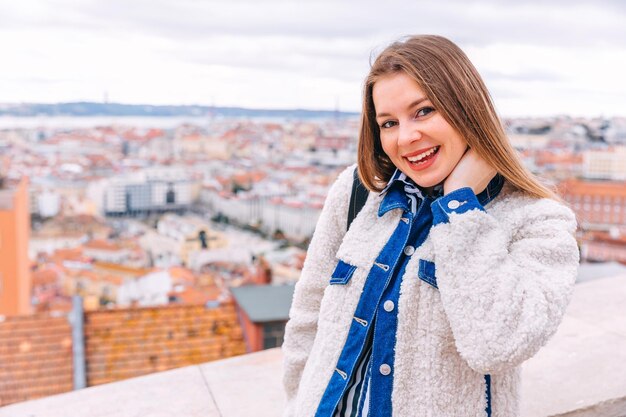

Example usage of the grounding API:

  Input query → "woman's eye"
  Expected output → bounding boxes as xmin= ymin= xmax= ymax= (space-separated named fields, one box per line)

xmin=380 ymin=120 xmax=397 ymax=129
xmin=416 ymin=107 xmax=435 ymax=117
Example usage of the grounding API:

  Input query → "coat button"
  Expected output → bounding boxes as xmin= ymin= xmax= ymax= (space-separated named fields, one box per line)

xmin=383 ymin=300 xmax=395 ymax=312
xmin=447 ymin=200 xmax=460 ymax=209
xmin=403 ymin=245 xmax=415 ymax=256
xmin=379 ymin=364 xmax=391 ymax=376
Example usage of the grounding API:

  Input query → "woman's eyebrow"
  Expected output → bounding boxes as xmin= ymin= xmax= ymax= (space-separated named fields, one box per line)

xmin=375 ymin=97 xmax=429 ymax=119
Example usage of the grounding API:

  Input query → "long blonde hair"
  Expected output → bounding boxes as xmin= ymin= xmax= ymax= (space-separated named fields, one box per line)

xmin=358 ymin=34 xmax=558 ymax=200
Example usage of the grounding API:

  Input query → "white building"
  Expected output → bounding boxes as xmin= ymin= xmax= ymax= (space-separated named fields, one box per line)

xmin=101 ymin=168 xmax=195 ymax=215
xmin=201 ymin=189 xmax=322 ymax=240
xmin=139 ymin=230 xmax=182 ymax=268
xmin=35 ymin=189 xmax=61 ymax=218
xmin=83 ymin=240 xmax=130 ymax=264
xmin=29 ymin=234 xmax=86 ymax=258
xmin=583 ymin=147 xmax=626 ymax=181
xmin=117 ymin=270 xmax=172 ymax=307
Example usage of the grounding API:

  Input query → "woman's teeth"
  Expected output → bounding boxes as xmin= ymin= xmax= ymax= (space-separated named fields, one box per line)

xmin=407 ymin=146 xmax=439 ymax=163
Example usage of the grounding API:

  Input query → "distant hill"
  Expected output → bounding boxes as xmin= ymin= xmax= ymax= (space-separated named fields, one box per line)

xmin=0 ymin=102 xmax=358 ymax=119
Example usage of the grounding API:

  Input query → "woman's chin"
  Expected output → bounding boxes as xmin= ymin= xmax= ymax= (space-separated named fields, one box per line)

xmin=408 ymin=173 xmax=447 ymax=190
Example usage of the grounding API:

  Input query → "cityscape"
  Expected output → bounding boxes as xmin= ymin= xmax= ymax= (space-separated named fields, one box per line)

xmin=1 ymin=110 xmax=625 ymax=410
xmin=2 ymin=0 xmax=626 ymax=413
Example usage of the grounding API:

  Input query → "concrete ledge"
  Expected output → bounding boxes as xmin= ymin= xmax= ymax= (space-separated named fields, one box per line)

xmin=0 ymin=363 xmax=218 ymax=417
xmin=550 ymin=397 xmax=626 ymax=417
xmin=520 ymin=274 xmax=626 ymax=417
xmin=0 ymin=349 xmax=285 ymax=417
xmin=199 ymin=347 xmax=284 ymax=416
xmin=2 ymin=275 xmax=625 ymax=417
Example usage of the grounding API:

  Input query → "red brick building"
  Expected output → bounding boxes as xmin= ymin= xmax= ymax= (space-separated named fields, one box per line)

xmin=558 ymin=179 xmax=626 ymax=264
xmin=558 ymin=179 xmax=626 ymax=229
xmin=580 ymin=231 xmax=626 ymax=264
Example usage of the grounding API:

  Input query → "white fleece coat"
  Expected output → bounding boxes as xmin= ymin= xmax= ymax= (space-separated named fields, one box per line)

xmin=282 ymin=164 xmax=579 ymax=417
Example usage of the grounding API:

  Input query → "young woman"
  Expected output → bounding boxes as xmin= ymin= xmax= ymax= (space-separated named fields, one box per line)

xmin=282 ymin=35 xmax=579 ymax=417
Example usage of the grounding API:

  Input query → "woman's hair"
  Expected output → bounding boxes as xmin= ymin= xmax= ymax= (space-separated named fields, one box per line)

xmin=357 ymin=34 xmax=558 ymax=200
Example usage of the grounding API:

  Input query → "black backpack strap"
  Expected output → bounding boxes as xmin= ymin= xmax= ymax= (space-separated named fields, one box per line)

xmin=347 ymin=166 xmax=369 ymax=230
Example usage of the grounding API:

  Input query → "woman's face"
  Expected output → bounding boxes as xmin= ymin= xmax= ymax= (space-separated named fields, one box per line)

xmin=373 ymin=71 xmax=468 ymax=191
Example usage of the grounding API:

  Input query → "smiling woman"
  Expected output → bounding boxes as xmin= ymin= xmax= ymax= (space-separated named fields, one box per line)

xmin=373 ymin=72 xmax=470 ymax=193
xmin=358 ymin=35 xmax=557 ymax=200
xmin=282 ymin=35 xmax=580 ymax=417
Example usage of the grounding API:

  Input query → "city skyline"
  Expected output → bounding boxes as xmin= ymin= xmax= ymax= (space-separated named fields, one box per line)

xmin=1 ymin=0 xmax=625 ymax=117
xmin=1 ymin=110 xmax=626 ymax=409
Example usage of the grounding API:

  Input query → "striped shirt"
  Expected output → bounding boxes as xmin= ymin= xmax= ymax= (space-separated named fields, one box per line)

xmin=333 ymin=329 xmax=373 ymax=417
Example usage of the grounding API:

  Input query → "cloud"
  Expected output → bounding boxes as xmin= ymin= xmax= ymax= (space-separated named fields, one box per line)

xmin=482 ymin=69 xmax=563 ymax=83
xmin=25 ymin=1 xmax=626 ymax=47
xmin=4 ymin=0 xmax=625 ymax=48
xmin=0 ymin=0 xmax=625 ymax=116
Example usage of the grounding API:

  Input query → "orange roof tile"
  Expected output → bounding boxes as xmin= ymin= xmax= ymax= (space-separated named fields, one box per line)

xmin=83 ymin=303 xmax=245 ymax=386
xmin=169 ymin=287 xmax=219 ymax=304
xmin=558 ymin=179 xmax=626 ymax=198
xmin=32 ymin=269 xmax=59 ymax=286
xmin=169 ymin=266 xmax=196 ymax=284
xmin=84 ymin=239 xmax=120 ymax=251
xmin=0 ymin=314 xmax=73 ymax=406
xmin=92 ymin=262 xmax=153 ymax=276
xmin=51 ymin=248 xmax=86 ymax=263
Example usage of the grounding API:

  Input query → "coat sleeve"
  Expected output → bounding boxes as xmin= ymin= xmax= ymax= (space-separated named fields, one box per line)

xmin=429 ymin=187 xmax=579 ymax=374
xmin=281 ymin=165 xmax=354 ymax=416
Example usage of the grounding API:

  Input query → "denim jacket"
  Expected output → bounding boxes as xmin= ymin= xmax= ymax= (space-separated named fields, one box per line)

xmin=283 ymin=164 xmax=579 ymax=417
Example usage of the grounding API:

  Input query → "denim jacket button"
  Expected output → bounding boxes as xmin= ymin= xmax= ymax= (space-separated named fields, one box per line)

xmin=379 ymin=364 xmax=391 ymax=376
xmin=403 ymin=245 xmax=415 ymax=256
xmin=447 ymin=199 xmax=460 ymax=210
xmin=383 ymin=300 xmax=395 ymax=312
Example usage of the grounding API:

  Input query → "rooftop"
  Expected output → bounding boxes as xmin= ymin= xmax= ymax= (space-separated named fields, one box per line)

xmin=230 ymin=283 xmax=295 ymax=322
xmin=1 ymin=273 xmax=625 ymax=417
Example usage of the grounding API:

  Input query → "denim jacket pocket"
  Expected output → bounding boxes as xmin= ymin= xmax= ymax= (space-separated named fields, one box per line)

xmin=418 ymin=259 xmax=438 ymax=289
xmin=329 ymin=260 xmax=357 ymax=285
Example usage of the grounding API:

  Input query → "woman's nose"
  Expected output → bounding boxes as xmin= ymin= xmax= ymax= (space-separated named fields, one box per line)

xmin=397 ymin=122 xmax=422 ymax=147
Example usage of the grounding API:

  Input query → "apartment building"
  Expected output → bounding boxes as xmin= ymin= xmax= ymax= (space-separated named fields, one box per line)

xmin=583 ymin=147 xmax=626 ymax=181
xmin=0 ymin=177 xmax=32 ymax=315
xmin=559 ymin=178 xmax=626 ymax=230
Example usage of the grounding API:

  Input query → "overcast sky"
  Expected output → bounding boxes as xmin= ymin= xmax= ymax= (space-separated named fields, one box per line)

xmin=1 ymin=0 xmax=625 ymax=117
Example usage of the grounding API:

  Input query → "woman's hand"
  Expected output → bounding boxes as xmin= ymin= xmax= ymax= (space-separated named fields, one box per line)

xmin=443 ymin=147 xmax=497 ymax=195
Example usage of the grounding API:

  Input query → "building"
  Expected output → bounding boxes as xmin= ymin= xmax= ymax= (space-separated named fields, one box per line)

xmin=581 ymin=231 xmax=626 ymax=264
xmin=83 ymin=239 xmax=130 ymax=264
xmin=33 ymin=189 xmax=61 ymax=218
xmin=173 ymin=134 xmax=232 ymax=160
xmin=0 ymin=177 xmax=32 ymax=316
xmin=201 ymin=190 xmax=323 ymax=241
xmin=230 ymin=284 xmax=295 ymax=352
xmin=582 ymin=147 xmax=626 ymax=181
xmin=533 ymin=149 xmax=583 ymax=178
xmin=558 ymin=178 xmax=626 ymax=230
xmin=139 ymin=214 xmax=228 ymax=268
xmin=103 ymin=175 xmax=194 ymax=216
xmin=29 ymin=214 xmax=112 ymax=259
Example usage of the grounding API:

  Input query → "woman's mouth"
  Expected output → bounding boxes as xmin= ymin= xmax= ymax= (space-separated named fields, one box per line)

xmin=405 ymin=146 xmax=440 ymax=170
